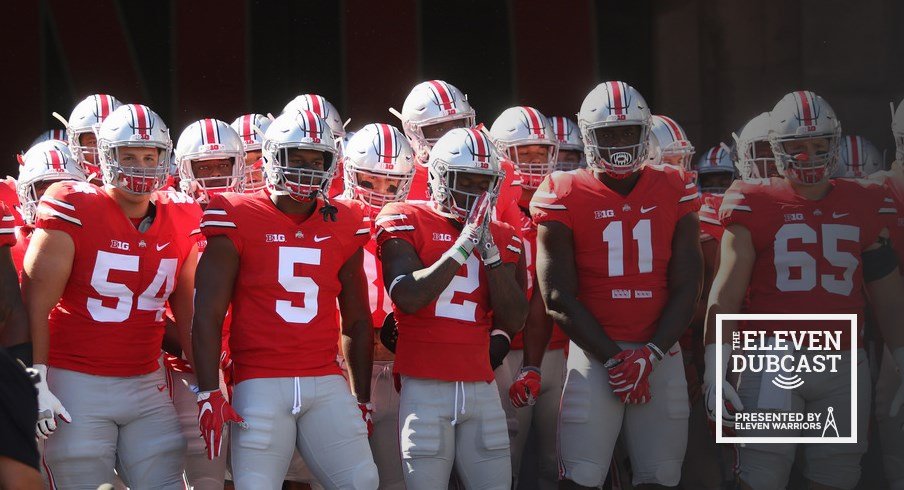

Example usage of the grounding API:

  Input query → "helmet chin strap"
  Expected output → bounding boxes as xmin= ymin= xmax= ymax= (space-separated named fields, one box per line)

xmin=316 ymin=189 xmax=338 ymax=222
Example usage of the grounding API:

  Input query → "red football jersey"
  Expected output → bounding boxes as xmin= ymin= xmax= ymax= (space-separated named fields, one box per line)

xmin=0 ymin=202 xmax=16 ymax=247
xmin=201 ymin=190 xmax=370 ymax=383
xmin=36 ymin=182 xmax=202 ymax=376
xmin=375 ymin=200 xmax=523 ymax=382
xmin=531 ymin=165 xmax=700 ymax=343
xmin=720 ymin=177 xmax=896 ymax=342
xmin=0 ymin=178 xmax=24 ymax=227
xmin=509 ymin=206 xmax=568 ymax=351
xmin=699 ymin=192 xmax=725 ymax=242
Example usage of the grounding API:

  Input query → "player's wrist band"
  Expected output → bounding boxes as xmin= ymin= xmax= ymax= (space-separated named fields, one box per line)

xmin=520 ymin=366 xmax=541 ymax=375
xmin=443 ymin=244 xmax=471 ymax=265
xmin=490 ymin=329 xmax=511 ymax=343
xmin=645 ymin=342 xmax=665 ymax=361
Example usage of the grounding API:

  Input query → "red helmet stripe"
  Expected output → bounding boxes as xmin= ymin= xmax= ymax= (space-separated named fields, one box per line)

xmin=850 ymin=136 xmax=860 ymax=173
xmin=303 ymin=111 xmax=319 ymax=139
xmin=609 ymin=82 xmax=624 ymax=115
xmin=470 ymin=129 xmax=488 ymax=163
xmin=708 ymin=147 xmax=719 ymax=166
xmin=522 ymin=107 xmax=544 ymax=137
xmin=98 ymin=95 xmax=112 ymax=119
xmin=49 ymin=150 xmax=63 ymax=170
xmin=308 ymin=95 xmax=323 ymax=117
xmin=242 ymin=115 xmax=252 ymax=139
xmin=797 ymin=91 xmax=814 ymax=126
xmin=661 ymin=116 xmax=684 ymax=141
xmin=379 ymin=124 xmax=394 ymax=164
xmin=132 ymin=104 xmax=150 ymax=138
xmin=553 ymin=117 xmax=566 ymax=142
xmin=428 ymin=80 xmax=453 ymax=110
xmin=203 ymin=119 xmax=217 ymax=145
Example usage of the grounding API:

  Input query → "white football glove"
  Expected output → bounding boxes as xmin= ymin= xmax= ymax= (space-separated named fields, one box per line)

xmin=702 ymin=344 xmax=744 ymax=428
xmin=889 ymin=347 xmax=904 ymax=427
xmin=34 ymin=364 xmax=72 ymax=439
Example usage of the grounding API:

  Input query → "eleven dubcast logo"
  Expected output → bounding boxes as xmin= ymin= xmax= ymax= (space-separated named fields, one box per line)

xmin=730 ymin=330 xmax=843 ymax=390
xmin=715 ymin=314 xmax=857 ymax=444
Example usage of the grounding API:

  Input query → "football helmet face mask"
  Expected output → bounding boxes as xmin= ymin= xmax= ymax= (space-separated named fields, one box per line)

xmin=67 ymin=94 xmax=122 ymax=176
xmin=18 ymin=141 xmax=88 ymax=224
xmin=398 ymin=80 xmax=476 ymax=163
xmin=175 ymin=119 xmax=245 ymax=203
xmin=548 ymin=116 xmax=585 ymax=171
xmin=768 ymin=91 xmax=841 ymax=186
xmin=428 ymin=128 xmax=503 ymax=221
xmin=695 ymin=145 xmax=736 ymax=194
xmin=97 ymin=104 xmax=173 ymax=195
xmin=735 ymin=112 xmax=777 ymax=180
xmin=490 ymin=107 xmax=558 ymax=189
xmin=835 ymin=135 xmax=883 ymax=178
xmin=649 ymin=115 xmax=695 ymax=169
xmin=343 ymin=123 xmax=415 ymax=211
xmin=231 ymin=113 xmax=272 ymax=192
xmin=578 ymin=81 xmax=652 ymax=178
xmin=262 ymin=110 xmax=338 ymax=202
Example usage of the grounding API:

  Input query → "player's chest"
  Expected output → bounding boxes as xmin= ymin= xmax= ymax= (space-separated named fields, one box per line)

xmin=754 ymin=202 xmax=867 ymax=254
xmin=571 ymin=201 xmax=677 ymax=255
xmin=238 ymin=224 xmax=346 ymax=287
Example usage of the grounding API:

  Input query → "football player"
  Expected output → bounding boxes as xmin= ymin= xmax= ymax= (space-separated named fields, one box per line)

xmin=283 ymin=94 xmax=348 ymax=198
xmin=548 ymin=116 xmax=586 ymax=172
xmin=65 ymin=94 xmax=123 ymax=180
xmin=869 ymin=99 xmax=904 ymax=490
xmin=734 ymin=112 xmax=780 ymax=180
xmin=342 ymin=122 xmax=416 ymax=490
xmin=695 ymin=145 xmax=736 ymax=195
xmin=165 ymin=118 xmax=245 ymax=489
xmin=649 ymin=114 xmax=696 ymax=171
xmin=376 ymin=127 xmax=527 ymax=489
xmin=24 ymin=104 xmax=199 ymax=488
xmin=533 ymin=81 xmax=702 ymax=488
xmin=191 ymin=110 xmax=379 ymax=489
xmin=705 ymin=91 xmax=904 ymax=490
xmin=231 ymin=113 xmax=272 ymax=193
xmin=0 ymin=201 xmax=39 ymax=490
xmin=28 ymin=129 xmax=68 ymax=149
xmin=833 ymin=135 xmax=883 ymax=178
xmin=489 ymin=106 xmax=564 ymax=489
xmin=396 ymin=80 xmax=524 ymax=232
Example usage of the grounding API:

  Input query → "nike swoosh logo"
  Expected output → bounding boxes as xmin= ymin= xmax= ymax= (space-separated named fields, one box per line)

xmin=200 ymin=401 xmax=213 ymax=420
xmin=640 ymin=206 xmax=657 ymax=214
xmin=832 ymin=212 xmax=849 ymax=218
xmin=157 ymin=384 xmax=166 ymax=392
xmin=633 ymin=358 xmax=647 ymax=388
xmin=156 ymin=242 xmax=170 ymax=251
xmin=313 ymin=235 xmax=331 ymax=243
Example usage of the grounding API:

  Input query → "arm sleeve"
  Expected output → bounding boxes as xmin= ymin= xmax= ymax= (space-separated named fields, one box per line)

xmin=529 ymin=173 xmax=573 ymax=228
xmin=374 ymin=202 xmax=418 ymax=258
xmin=200 ymin=194 xmax=243 ymax=254
xmin=34 ymin=181 xmax=85 ymax=239
xmin=0 ymin=203 xmax=15 ymax=247
xmin=719 ymin=181 xmax=755 ymax=230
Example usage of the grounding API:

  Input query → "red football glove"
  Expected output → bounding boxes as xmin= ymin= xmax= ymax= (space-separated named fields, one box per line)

xmin=197 ymin=390 xmax=246 ymax=460
xmin=607 ymin=343 xmax=662 ymax=404
xmin=359 ymin=402 xmax=374 ymax=438
xmin=509 ymin=367 xmax=542 ymax=408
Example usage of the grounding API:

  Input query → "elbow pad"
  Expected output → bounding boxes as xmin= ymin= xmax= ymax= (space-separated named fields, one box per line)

xmin=863 ymin=240 xmax=898 ymax=283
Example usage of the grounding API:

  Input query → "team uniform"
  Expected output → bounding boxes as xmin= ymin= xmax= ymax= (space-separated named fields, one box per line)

xmin=200 ymin=190 xmax=377 ymax=489
xmin=531 ymin=165 xmax=699 ymax=487
xmin=375 ymin=200 xmax=522 ymax=490
xmin=0 ymin=177 xmax=24 ymax=226
xmin=719 ymin=177 xmax=895 ymax=489
xmin=493 ymin=205 xmax=567 ymax=489
xmin=36 ymin=181 xmax=200 ymax=489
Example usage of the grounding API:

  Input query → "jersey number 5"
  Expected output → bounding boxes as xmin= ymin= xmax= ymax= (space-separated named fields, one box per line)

xmin=277 ymin=246 xmax=321 ymax=323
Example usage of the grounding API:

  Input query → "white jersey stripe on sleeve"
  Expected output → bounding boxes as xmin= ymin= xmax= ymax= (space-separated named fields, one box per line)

xmin=506 ymin=244 xmax=521 ymax=254
xmin=374 ymin=214 xmax=407 ymax=225
xmin=200 ymin=220 xmax=237 ymax=228
xmin=383 ymin=225 xmax=415 ymax=232
xmin=678 ymin=192 xmax=699 ymax=203
xmin=203 ymin=209 xmax=228 ymax=216
xmin=699 ymin=216 xmax=722 ymax=225
xmin=0 ymin=227 xmax=14 ymax=235
xmin=532 ymin=202 xmax=567 ymax=210
xmin=533 ymin=191 xmax=558 ymax=199
xmin=44 ymin=197 xmax=76 ymax=211
xmin=722 ymin=204 xmax=752 ymax=212
xmin=37 ymin=203 xmax=82 ymax=226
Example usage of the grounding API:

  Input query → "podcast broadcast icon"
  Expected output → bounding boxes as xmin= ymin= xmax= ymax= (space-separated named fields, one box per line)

xmin=715 ymin=314 xmax=858 ymax=444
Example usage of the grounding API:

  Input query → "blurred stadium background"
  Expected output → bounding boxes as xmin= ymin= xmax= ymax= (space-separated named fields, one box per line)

xmin=5 ymin=0 xmax=904 ymax=177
